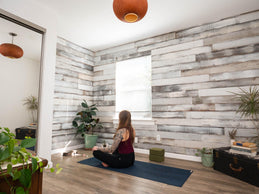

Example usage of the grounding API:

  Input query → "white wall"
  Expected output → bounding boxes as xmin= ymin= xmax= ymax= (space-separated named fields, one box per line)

xmin=0 ymin=56 xmax=40 ymax=132
xmin=0 ymin=0 xmax=57 ymax=164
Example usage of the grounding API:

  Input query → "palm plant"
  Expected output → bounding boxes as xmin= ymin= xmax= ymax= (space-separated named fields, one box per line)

xmin=228 ymin=128 xmax=237 ymax=139
xmin=233 ymin=86 xmax=259 ymax=140
xmin=23 ymin=95 xmax=38 ymax=123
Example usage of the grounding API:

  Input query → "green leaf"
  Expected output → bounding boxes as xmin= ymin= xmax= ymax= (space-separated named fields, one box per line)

xmin=90 ymin=111 xmax=96 ymax=116
xmin=21 ymin=138 xmax=36 ymax=148
xmin=13 ymin=146 xmax=21 ymax=152
xmin=13 ymin=170 xmax=21 ymax=180
xmin=19 ymin=169 xmax=32 ymax=188
xmin=0 ymin=147 xmax=10 ymax=161
xmin=72 ymin=120 xmax=79 ymax=128
xmin=81 ymin=101 xmax=88 ymax=108
xmin=11 ymin=156 xmax=18 ymax=165
xmin=79 ymin=123 xmax=85 ymax=128
xmin=56 ymin=167 xmax=63 ymax=175
xmin=8 ymin=139 xmax=15 ymax=154
xmin=16 ymin=187 xmax=26 ymax=194
xmin=50 ymin=168 xmax=55 ymax=173
xmin=73 ymin=117 xmax=82 ymax=122
xmin=7 ymin=163 xmax=12 ymax=174
xmin=0 ymin=132 xmax=10 ymax=145
xmin=39 ymin=161 xmax=43 ymax=167
xmin=31 ymin=157 xmax=38 ymax=174
xmin=56 ymin=163 xmax=60 ymax=168
xmin=76 ymin=111 xmax=83 ymax=116
xmin=18 ymin=156 xmax=24 ymax=163
xmin=4 ymin=127 xmax=10 ymax=133
xmin=18 ymin=150 xmax=27 ymax=159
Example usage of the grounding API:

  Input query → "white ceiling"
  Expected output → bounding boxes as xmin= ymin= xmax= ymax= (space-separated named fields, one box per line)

xmin=34 ymin=0 xmax=259 ymax=51
xmin=1 ymin=0 xmax=259 ymax=60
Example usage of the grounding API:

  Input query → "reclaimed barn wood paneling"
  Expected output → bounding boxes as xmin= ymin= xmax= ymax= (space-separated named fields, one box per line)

xmin=93 ymin=10 xmax=259 ymax=156
xmin=52 ymin=37 xmax=94 ymax=150
xmin=53 ymin=11 xmax=259 ymax=157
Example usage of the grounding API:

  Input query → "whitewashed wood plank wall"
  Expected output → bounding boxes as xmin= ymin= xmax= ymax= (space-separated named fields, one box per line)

xmin=52 ymin=38 xmax=94 ymax=150
xmin=53 ymin=10 xmax=259 ymax=156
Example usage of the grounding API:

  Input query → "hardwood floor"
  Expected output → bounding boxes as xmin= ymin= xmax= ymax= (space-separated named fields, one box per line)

xmin=43 ymin=149 xmax=259 ymax=194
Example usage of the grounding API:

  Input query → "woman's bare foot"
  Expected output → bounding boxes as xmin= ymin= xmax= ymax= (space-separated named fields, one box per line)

xmin=102 ymin=162 xmax=109 ymax=167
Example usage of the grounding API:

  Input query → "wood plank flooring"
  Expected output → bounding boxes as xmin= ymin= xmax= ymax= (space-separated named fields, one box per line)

xmin=42 ymin=149 xmax=259 ymax=194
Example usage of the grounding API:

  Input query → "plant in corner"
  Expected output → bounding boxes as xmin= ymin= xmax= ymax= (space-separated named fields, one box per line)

xmin=72 ymin=100 xmax=103 ymax=149
xmin=195 ymin=148 xmax=214 ymax=167
xmin=23 ymin=95 xmax=38 ymax=124
xmin=0 ymin=127 xmax=62 ymax=194
xmin=233 ymin=86 xmax=259 ymax=147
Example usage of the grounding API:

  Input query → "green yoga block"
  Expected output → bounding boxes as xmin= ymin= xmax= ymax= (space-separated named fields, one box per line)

xmin=150 ymin=148 xmax=165 ymax=156
xmin=149 ymin=154 xmax=164 ymax=162
xmin=149 ymin=148 xmax=165 ymax=162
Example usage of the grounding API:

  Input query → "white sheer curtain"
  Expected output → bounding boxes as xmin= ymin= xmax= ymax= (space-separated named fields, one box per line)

xmin=116 ymin=56 xmax=151 ymax=119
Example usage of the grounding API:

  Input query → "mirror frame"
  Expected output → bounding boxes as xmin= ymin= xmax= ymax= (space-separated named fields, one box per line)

xmin=0 ymin=9 xmax=45 ymax=154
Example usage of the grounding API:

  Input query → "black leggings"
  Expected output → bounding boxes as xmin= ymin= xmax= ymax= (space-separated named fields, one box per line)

xmin=93 ymin=149 xmax=135 ymax=168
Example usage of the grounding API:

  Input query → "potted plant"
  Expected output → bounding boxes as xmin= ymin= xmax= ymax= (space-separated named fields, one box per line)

xmin=233 ymin=86 xmax=259 ymax=147
xmin=23 ymin=95 xmax=38 ymax=124
xmin=72 ymin=100 xmax=103 ymax=149
xmin=196 ymin=148 xmax=214 ymax=167
xmin=228 ymin=128 xmax=237 ymax=146
xmin=0 ymin=127 xmax=62 ymax=194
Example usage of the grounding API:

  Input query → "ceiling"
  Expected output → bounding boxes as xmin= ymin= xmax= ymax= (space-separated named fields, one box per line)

xmin=0 ymin=0 xmax=259 ymax=61
xmin=34 ymin=0 xmax=259 ymax=51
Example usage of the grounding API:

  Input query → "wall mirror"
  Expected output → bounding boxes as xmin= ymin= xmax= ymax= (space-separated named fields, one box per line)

xmin=0 ymin=13 xmax=43 ymax=152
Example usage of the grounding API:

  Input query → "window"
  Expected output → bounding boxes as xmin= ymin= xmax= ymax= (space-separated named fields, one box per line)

xmin=116 ymin=56 xmax=151 ymax=119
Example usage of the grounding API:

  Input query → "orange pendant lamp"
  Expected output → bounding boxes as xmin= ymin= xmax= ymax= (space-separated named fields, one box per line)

xmin=0 ymin=33 xmax=23 ymax=59
xmin=113 ymin=0 xmax=148 ymax=23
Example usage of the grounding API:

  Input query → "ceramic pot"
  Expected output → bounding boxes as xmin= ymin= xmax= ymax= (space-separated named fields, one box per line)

xmin=84 ymin=134 xmax=98 ymax=149
xmin=201 ymin=153 xmax=214 ymax=167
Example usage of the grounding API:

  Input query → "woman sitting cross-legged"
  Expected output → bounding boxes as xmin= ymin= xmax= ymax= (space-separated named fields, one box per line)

xmin=92 ymin=110 xmax=135 ymax=168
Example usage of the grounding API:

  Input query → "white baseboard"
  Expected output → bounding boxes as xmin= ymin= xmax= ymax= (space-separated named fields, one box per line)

xmin=51 ymin=144 xmax=85 ymax=155
xmin=134 ymin=148 xmax=201 ymax=162
xmin=52 ymin=146 xmax=201 ymax=162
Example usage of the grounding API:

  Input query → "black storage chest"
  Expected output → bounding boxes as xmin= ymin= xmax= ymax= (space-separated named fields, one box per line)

xmin=15 ymin=127 xmax=36 ymax=139
xmin=213 ymin=147 xmax=259 ymax=187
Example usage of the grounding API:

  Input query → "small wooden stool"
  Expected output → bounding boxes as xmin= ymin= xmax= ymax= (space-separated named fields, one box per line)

xmin=149 ymin=148 xmax=165 ymax=162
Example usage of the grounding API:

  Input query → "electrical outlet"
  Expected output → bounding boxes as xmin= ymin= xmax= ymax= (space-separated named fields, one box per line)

xmin=156 ymin=134 xmax=160 ymax=141
xmin=135 ymin=137 xmax=138 ymax=143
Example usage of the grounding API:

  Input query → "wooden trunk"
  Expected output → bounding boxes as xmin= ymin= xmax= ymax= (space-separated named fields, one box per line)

xmin=213 ymin=147 xmax=259 ymax=187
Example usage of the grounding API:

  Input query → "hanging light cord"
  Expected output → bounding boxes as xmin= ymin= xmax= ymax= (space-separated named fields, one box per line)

xmin=9 ymin=32 xmax=17 ymax=44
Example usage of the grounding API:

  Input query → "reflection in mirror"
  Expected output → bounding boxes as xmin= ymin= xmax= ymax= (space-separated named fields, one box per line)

xmin=0 ymin=15 xmax=42 ymax=151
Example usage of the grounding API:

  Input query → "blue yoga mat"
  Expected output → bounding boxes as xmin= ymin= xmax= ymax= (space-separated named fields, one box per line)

xmin=78 ymin=157 xmax=192 ymax=187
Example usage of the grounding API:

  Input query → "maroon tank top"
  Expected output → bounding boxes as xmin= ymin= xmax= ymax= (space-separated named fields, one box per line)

xmin=118 ymin=137 xmax=134 ymax=154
